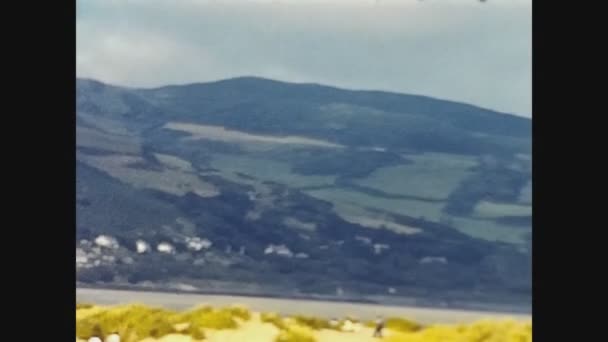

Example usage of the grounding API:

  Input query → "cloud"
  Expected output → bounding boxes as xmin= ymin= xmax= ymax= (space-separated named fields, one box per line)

xmin=76 ymin=0 xmax=531 ymax=117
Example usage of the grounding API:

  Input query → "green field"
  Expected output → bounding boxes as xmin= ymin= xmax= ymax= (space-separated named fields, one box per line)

xmin=472 ymin=201 xmax=532 ymax=219
xmin=78 ymin=153 xmax=219 ymax=198
xmin=449 ymin=217 xmax=529 ymax=245
xmin=305 ymin=188 xmax=446 ymax=222
xmin=210 ymin=154 xmax=336 ymax=188
xmin=353 ymin=153 xmax=477 ymax=200
xmin=77 ymin=126 xmax=142 ymax=155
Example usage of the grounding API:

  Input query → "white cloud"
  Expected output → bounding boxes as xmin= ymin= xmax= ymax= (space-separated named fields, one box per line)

xmin=77 ymin=0 xmax=531 ymax=116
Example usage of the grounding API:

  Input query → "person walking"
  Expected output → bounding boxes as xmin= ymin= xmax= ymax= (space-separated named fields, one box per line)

xmin=373 ymin=315 xmax=385 ymax=338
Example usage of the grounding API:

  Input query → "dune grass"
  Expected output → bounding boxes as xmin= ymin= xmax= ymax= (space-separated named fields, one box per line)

xmin=261 ymin=312 xmax=288 ymax=330
xmin=275 ymin=324 xmax=317 ymax=342
xmin=76 ymin=303 xmax=531 ymax=342
xmin=382 ymin=319 xmax=531 ymax=342
xmin=76 ymin=303 xmax=251 ymax=341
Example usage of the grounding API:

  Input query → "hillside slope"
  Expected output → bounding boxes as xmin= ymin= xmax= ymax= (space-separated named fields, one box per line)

xmin=76 ymin=77 xmax=531 ymax=307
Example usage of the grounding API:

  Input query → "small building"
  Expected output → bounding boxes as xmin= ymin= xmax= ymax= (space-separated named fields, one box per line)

xmin=94 ymin=235 xmax=119 ymax=249
xmin=135 ymin=240 xmax=150 ymax=254
xmin=157 ymin=242 xmax=175 ymax=254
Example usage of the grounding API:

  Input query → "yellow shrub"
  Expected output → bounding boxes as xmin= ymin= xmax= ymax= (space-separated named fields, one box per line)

xmin=261 ymin=312 xmax=288 ymax=330
xmin=76 ymin=303 xmax=249 ymax=341
xmin=184 ymin=324 xmax=207 ymax=340
xmin=200 ymin=311 xmax=238 ymax=329
xmin=185 ymin=308 xmax=239 ymax=330
xmin=76 ymin=303 xmax=95 ymax=310
xmin=225 ymin=304 xmax=252 ymax=321
xmin=76 ymin=304 xmax=177 ymax=342
xmin=385 ymin=317 xmax=422 ymax=333
xmin=275 ymin=324 xmax=317 ymax=342
xmin=382 ymin=319 xmax=532 ymax=342
xmin=173 ymin=305 xmax=214 ymax=321
xmin=292 ymin=315 xmax=331 ymax=330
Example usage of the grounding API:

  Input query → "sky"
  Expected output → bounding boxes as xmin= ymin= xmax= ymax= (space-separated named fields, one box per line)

xmin=76 ymin=0 xmax=531 ymax=117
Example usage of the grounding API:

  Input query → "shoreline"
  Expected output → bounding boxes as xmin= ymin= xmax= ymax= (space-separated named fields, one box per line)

xmin=76 ymin=286 xmax=531 ymax=324
xmin=76 ymin=283 xmax=530 ymax=314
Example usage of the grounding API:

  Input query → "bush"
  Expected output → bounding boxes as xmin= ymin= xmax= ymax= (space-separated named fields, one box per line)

xmin=76 ymin=304 xmax=177 ymax=342
xmin=177 ymin=306 xmax=239 ymax=330
xmin=167 ymin=319 xmax=206 ymax=340
xmin=381 ymin=319 xmax=531 ymax=342
xmin=261 ymin=312 xmax=288 ymax=330
xmin=76 ymin=303 xmax=248 ymax=342
xmin=275 ymin=324 xmax=317 ymax=342
xmin=146 ymin=318 xmax=177 ymax=339
xmin=76 ymin=312 xmax=111 ymax=340
xmin=185 ymin=324 xmax=206 ymax=340
xmin=292 ymin=315 xmax=331 ymax=330
xmin=171 ymin=305 xmax=213 ymax=324
xmin=195 ymin=310 xmax=238 ymax=330
xmin=76 ymin=303 xmax=95 ymax=310
xmin=76 ymin=323 xmax=105 ymax=341
xmin=385 ymin=317 xmax=422 ymax=333
xmin=225 ymin=305 xmax=252 ymax=321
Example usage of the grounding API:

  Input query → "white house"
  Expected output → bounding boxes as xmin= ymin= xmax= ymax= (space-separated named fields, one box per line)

xmin=186 ymin=237 xmax=212 ymax=251
xmin=94 ymin=235 xmax=119 ymax=249
xmin=264 ymin=244 xmax=293 ymax=258
xmin=157 ymin=242 xmax=175 ymax=254
xmin=76 ymin=248 xmax=88 ymax=264
xmin=135 ymin=240 xmax=150 ymax=254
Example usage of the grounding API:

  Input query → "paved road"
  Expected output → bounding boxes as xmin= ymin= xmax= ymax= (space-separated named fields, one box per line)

xmin=77 ymin=288 xmax=531 ymax=324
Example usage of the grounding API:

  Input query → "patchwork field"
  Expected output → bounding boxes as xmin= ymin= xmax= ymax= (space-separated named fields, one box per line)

xmin=205 ymin=151 xmax=528 ymax=244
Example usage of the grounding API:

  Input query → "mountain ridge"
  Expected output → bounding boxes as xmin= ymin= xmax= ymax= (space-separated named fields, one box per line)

xmin=77 ymin=76 xmax=530 ymax=122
